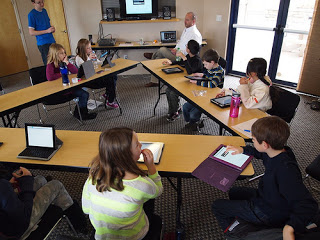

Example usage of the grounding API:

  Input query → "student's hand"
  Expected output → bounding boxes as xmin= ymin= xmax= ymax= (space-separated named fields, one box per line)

xmin=47 ymin=26 xmax=55 ymax=34
xmin=216 ymin=91 xmax=226 ymax=98
xmin=176 ymin=51 xmax=186 ymax=60
xmin=141 ymin=149 xmax=157 ymax=175
xmin=193 ymin=73 xmax=204 ymax=77
xmin=62 ymin=55 xmax=69 ymax=65
xmin=225 ymin=145 xmax=243 ymax=155
xmin=283 ymin=225 xmax=295 ymax=240
xmin=89 ymin=52 xmax=97 ymax=60
xmin=162 ymin=60 xmax=172 ymax=65
xmin=189 ymin=80 xmax=197 ymax=84
xmin=239 ymin=77 xmax=249 ymax=85
xmin=171 ymin=48 xmax=177 ymax=55
xmin=12 ymin=167 xmax=32 ymax=178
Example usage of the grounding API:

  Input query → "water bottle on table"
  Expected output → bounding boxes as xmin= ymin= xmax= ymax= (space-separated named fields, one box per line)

xmin=59 ymin=62 xmax=70 ymax=86
xmin=92 ymin=51 xmax=98 ymax=69
xmin=175 ymin=48 xmax=181 ymax=62
xmin=229 ymin=93 xmax=241 ymax=118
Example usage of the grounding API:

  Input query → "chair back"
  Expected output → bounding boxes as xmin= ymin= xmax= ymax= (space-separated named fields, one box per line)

xmin=218 ymin=57 xmax=227 ymax=69
xmin=306 ymin=155 xmax=320 ymax=182
xmin=29 ymin=66 xmax=47 ymax=86
xmin=267 ymin=88 xmax=300 ymax=123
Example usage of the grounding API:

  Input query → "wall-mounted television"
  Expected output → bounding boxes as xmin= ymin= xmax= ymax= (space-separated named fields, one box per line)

xmin=119 ymin=0 xmax=158 ymax=20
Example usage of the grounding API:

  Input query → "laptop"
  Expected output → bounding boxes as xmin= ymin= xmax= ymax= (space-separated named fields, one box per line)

xmin=17 ymin=123 xmax=63 ymax=161
xmin=101 ymin=52 xmax=115 ymax=67
xmin=160 ymin=31 xmax=177 ymax=43
xmin=77 ymin=60 xmax=96 ymax=79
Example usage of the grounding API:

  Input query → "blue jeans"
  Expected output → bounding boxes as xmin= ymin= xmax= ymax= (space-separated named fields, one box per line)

xmin=37 ymin=43 xmax=52 ymax=65
xmin=72 ymin=88 xmax=89 ymax=108
xmin=166 ymin=88 xmax=180 ymax=115
xmin=183 ymin=102 xmax=202 ymax=124
xmin=212 ymin=187 xmax=272 ymax=231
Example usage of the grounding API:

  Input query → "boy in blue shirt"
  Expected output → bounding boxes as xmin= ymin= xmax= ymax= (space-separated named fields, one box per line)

xmin=183 ymin=49 xmax=225 ymax=131
xmin=28 ymin=0 xmax=56 ymax=65
xmin=212 ymin=116 xmax=318 ymax=239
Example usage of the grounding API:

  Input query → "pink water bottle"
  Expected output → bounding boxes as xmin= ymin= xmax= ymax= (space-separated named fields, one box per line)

xmin=229 ymin=93 xmax=241 ymax=118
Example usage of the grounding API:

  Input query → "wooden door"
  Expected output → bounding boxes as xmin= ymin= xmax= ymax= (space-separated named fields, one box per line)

xmin=0 ymin=0 xmax=28 ymax=77
xmin=45 ymin=0 xmax=71 ymax=55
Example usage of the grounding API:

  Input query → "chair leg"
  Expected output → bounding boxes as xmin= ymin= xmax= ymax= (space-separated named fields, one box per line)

xmin=115 ymin=97 xmax=122 ymax=115
xmin=42 ymin=104 xmax=49 ymax=119
xmin=36 ymin=104 xmax=43 ymax=124
xmin=92 ymin=89 xmax=99 ymax=108
xmin=74 ymin=101 xmax=83 ymax=124
xmin=63 ymin=215 xmax=78 ymax=235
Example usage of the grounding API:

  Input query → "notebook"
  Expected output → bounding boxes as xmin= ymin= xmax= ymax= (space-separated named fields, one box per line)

xmin=17 ymin=123 xmax=63 ymax=161
xmin=77 ymin=60 xmax=96 ymax=79
xmin=162 ymin=67 xmax=183 ymax=74
xmin=137 ymin=142 xmax=164 ymax=164
xmin=192 ymin=144 xmax=252 ymax=192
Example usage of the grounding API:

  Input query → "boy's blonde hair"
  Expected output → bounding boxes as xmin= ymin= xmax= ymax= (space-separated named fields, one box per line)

xmin=252 ymin=116 xmax=290 ymax=150
xmin=47 ymin=43 xmax=65 ymax=68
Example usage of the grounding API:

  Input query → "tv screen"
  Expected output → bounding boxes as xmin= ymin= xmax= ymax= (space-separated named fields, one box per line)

xmin=120 ymin=0 xmax=158 ymax=20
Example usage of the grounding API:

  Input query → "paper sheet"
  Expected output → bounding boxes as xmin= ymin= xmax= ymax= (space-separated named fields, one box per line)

xmin=231 ymin=118 xmax=258 ymax=138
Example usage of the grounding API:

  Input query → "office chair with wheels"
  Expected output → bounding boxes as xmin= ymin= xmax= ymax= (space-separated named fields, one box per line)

xmin=305 ymin=154 xmax=320 ymax=193
xmin=29 ymin=66 xmax=83 ymax=124
xmin=267 ymin=88 xmax=300 ymax=125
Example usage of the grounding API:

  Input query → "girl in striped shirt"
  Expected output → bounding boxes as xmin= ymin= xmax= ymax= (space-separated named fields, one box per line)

xmin=82 ymin=127 xmax=163 ymax=240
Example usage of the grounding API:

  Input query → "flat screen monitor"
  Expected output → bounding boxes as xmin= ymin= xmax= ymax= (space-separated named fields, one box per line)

xmin=120 ymin=0 xmax=158 ymax=20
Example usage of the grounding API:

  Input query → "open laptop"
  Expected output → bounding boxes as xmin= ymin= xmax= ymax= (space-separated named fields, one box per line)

xmin=160 ymin=31 xmax=176 ymax=43
xmin=77 ymin=60 xmax=96 ymax=79
xmin=17 ymin=123 xmax=63 ymax=161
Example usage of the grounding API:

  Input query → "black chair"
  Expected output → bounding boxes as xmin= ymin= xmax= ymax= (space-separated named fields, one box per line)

xmin=267 ymin=87 xmax=300 ymax=124
xmin=29 ymin=66 xmax=83 ymax=123
xmin=305 ymin=154 xmax=320 ymax=193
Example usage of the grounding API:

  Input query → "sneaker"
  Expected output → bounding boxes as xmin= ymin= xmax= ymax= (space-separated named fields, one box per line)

xmin=106 ymin=101 xmax=119 ymax=108
xmin=185 ymin=122 xmax=198 ymax=131
xmin=166 ymin=112 xmax=180 ymax=122
xmin=198 ymin=120 xmax=204 ymax=128
xmin=178 ymin=107 xmax=182 ymax=115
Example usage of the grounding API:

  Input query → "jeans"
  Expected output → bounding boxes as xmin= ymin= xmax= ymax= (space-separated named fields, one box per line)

xmin=212 ymin=187 xmax=272 ymax=231
xmin=166 ymin=88 xmax=180 ymax=115
xmin=72 ymin=88 xmax=89 ymax=108
xmin=183 ymin=102 xmax=202 ymax=124
xmin=20 ymin=176 xmax=73 ymax=239
xmin=85 ymin=75 xmax=117 ymax=103
xmin=37 ymin=43 xmax=52 ymax=65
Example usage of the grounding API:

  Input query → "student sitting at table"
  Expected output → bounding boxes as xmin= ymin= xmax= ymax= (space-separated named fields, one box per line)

xmin=75 ymin=38 xmax=119 ymax=109
xmin=212 ymin=116 xmax=318 ymax=240
xmin=46 ymin=43 xmax=97 ymax=120
xmin=162 ymin=40 xmax=203 ymax=122
xmin=0 ymin=166 xmax=87 ymax=239
xmin=82 ymin=127 xmax=163 ymax=240
xmin=216 ymin=58 xmax=274 ymax=112
xmin=183 ymin=49 xmax=225 ymax=131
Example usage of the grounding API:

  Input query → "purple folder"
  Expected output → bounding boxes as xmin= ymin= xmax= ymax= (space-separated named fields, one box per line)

xmin=192 ymin=144 xmax=252 ymax=192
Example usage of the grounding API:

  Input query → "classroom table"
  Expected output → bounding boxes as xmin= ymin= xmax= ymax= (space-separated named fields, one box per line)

xmin=0 ymin=59 xmax=139 ymax=127
xmin=141 ymin=59 xmax=268 ymax=139
xmin=0 ymin=127 xmax=253 ymax=237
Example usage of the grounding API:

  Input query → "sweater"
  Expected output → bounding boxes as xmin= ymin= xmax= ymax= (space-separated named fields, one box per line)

xmin=197 ymin=66 xmax=225 ymax=88
xmin=46 ymin=62 xmax=78 ymax=81
xmin=243 ymin=146 xmax=318 ymax=233
xmin=175 ymin=54 xmax=203 ymax=75
xmin=82 ymin=172 xmax=163 ymax=240
xmin=0 ymin=176 xmax=35 ymax=238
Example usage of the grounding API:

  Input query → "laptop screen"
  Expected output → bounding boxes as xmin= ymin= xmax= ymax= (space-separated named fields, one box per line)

xmin=27 ymin=125 xmax=54 ymax=148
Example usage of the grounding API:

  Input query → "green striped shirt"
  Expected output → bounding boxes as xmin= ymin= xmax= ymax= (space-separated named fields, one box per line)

xmin=82 ymin=172 xmax=163 ymax=240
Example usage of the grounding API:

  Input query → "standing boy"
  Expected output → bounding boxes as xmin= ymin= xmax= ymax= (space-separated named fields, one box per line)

xmin=183 ymin=49 xmax=225 ymax=130
xmin=212 ymin=116 xmax=318 ymax=240
xmin=28 ymin=0 xmax=56 ymax=65
xmin=163 ymin=40 xmax=203 ymax=122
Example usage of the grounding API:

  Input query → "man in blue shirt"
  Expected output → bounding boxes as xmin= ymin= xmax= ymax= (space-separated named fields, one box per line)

xmin=28 ymin=0 xmax=56 ymax=65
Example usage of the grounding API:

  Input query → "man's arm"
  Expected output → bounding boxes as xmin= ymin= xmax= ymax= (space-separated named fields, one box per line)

xmin=29 ymin=26 xmax=55 ymax=36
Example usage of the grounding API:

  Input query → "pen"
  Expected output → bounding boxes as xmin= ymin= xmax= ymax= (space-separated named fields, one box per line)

xmin=229 ymin=88 xmax=237 ymax=93
xmin=244 ymin=129 xmax=251 ymax=133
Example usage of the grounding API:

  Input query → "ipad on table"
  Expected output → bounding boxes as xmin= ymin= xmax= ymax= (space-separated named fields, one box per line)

xmin=161 ymin=67 xmax=183 ymax=74
xmin=184 ymin=75 xmax=207 ymax=81
xmin=210 ymin=96 xmax=232 ymax=108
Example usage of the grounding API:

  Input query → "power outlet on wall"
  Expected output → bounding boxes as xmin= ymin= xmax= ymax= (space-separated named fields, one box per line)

xmin=123 ymin=55 xmax=128 ymax=59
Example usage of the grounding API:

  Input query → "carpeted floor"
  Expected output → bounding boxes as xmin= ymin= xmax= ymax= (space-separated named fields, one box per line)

xmin=0 ymin=72 xmax=319 ymax=240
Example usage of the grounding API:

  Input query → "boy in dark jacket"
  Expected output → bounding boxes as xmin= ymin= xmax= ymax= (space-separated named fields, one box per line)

xmin=212 ymin=116 xmax=318 ymax=240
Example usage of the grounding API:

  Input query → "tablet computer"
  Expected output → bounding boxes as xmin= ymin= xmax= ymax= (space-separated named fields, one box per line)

xmin=184 ymin=75 xmax=207 ymax=81
xmin=162 ymin=67 xmax=183 ymax=74
xmin=210 ymin=96 xmax=232 ymax=108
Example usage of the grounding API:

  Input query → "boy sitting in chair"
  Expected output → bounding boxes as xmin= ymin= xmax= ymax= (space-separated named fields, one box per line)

xmin=212 ymin=116 xmax=318 ymax=240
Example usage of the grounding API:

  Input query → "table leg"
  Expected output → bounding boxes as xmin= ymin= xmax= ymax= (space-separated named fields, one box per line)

xmin=153 ymin=80 xmax=161 ymax=116
xmin=167 ymin=177 xmax=185 ymax=240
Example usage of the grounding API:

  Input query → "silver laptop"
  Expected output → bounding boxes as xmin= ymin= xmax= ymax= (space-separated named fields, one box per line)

xmin=17 ymin=123 xmax=63 ymax=161
xmin=80 ymin=60 xmax=96 ymax=79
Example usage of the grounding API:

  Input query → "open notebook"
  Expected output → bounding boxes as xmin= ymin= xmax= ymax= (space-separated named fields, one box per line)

xmin=192 ymin=144 xmax=252 ymax=192
xmin=137 ymin=142 xmax=164 ymax=164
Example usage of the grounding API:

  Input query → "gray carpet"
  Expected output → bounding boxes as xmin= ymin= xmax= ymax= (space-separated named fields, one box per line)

xmin=0 ymin=72 xmax=320 ymax=240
